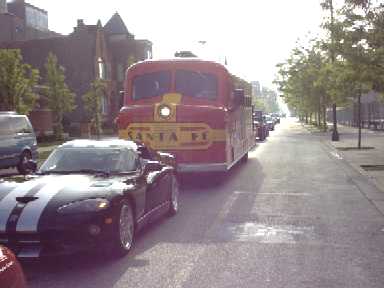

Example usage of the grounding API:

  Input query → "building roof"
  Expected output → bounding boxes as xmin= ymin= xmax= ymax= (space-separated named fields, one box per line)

xmin=104 ymin=12 xmax=133 ymax=37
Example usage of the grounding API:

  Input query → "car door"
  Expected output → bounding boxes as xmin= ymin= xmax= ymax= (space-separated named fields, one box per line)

xmin=144 ymin=162 xmax=172 ymax=213
xmin=13 ymin=116 xmax=36 ymax=155
xmin=0 ymin=116 xmax=17 ymax=167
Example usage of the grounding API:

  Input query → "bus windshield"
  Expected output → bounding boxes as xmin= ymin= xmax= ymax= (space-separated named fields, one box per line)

xmin=132 ymin=71 xmax=171 ymax=100
xmin=175 ymin=70 xmax=217 ymax=100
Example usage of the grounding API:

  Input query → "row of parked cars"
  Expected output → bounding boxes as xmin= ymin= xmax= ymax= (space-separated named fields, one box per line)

xmin=252 ymin=110 xmax=281 ymax=141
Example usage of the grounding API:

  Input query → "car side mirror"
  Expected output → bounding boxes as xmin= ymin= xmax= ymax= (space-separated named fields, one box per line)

xmin=143 ymin=161 xmax=163 ymax=174
xmin=144 ymin=161 xmax=164 ymax=185
xmin=25 ymin=160 xmax=37 ymax=174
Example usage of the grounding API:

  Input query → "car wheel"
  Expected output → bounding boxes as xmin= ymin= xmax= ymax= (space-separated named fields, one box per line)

xmin=111 ymin=201 xmax=135 ymax=257
xmin=17 ymin=151 xmax=32 ymax=175
xmin=168 ymin=175 xmax=179 ymax=216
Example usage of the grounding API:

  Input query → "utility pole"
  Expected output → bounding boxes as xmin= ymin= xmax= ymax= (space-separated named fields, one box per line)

xmin=330 ymin=0 xmax=340 ymax=141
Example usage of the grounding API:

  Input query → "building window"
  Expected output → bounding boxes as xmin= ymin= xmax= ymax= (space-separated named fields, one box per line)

xmin=98 ymin=57 xmax=106 ymax=80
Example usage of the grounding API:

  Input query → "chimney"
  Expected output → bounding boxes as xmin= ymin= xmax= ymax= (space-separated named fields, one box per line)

xmin=0 ymin=0 xmax=7 ymax=14
xmin=77 ymin=19 xmax=85 ymax=27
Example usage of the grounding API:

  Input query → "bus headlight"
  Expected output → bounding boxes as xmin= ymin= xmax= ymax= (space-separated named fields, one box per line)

xmin=159 ymin=105 xmax=171 ymax=118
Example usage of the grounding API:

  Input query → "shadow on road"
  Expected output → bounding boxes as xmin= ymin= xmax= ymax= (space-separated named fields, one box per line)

xmin=21 ymin=155 xmax=266 ymax=288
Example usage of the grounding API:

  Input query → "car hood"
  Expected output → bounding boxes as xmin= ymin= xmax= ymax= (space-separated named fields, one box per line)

xmin=0 ymin=174 xmax=132 ymax=233
xmin=0 ymin=174 xmax=117 ymax=197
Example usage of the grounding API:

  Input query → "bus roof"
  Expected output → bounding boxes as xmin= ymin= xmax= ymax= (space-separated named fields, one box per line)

xmin=129 ymin=58 xmax=230 ymax=73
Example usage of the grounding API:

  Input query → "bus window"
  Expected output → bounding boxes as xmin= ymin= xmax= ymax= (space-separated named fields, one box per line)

xmin=132 ymin=71 xmax=171 ymax=100
xmin=175 ymin=70 xmax=217 ymax=100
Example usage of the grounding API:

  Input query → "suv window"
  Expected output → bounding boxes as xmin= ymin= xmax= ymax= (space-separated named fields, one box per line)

xmin=175 ymin=70 xmax=218 ymax=100
xmin=132 ymin=71 xmax=171 ymax=100
xmin=13 ymin=116 xmax=33 ymax=134
xmin=0 ymin=116 xmax=13 ymax=135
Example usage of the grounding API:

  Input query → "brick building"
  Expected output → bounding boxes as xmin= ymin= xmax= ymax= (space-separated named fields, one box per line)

xmin=0 ymin=0 xmax=59 ymax=42
xmin=0 ymin=1 xmax=152 ymax=135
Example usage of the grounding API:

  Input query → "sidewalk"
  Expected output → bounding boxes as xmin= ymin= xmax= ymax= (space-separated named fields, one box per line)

xmin=323 ymin=124 xmax=384 ymax=194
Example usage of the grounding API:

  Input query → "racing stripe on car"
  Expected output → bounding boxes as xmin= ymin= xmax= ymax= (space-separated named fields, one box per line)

xmin=0 ymin=181 xmax=46 ymax=233
xmin=0 ymin=188 xmax=14 ymax=202
xmin=16 ymin=181 xmax=66 ymax=233
xmin=5 ymin=183 xmax=46 ymax=233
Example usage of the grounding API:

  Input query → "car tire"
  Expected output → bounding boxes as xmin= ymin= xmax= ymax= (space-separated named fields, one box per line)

xmin=17 ymin=150 xmax=32 ymax=175
xmin=168 ymin=175 xmax=179 ymax=216
xmin=110 ymin=201 xmax=135 ymax=257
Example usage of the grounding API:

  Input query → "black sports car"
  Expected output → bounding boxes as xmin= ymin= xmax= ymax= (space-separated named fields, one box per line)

xmin=0 ymin=139 xmax=179 ymax=258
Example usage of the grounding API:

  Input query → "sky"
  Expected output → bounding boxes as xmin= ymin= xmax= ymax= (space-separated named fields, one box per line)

xmin=25 ymin=0 xmax=326 ymax=89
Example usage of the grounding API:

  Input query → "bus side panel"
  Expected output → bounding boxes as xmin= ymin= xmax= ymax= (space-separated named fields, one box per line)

xmin=227 ymin=105 xmax=256 ymax=168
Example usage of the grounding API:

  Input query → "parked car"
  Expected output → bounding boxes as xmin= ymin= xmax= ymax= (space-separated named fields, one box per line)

xmin=0 ymin=245 xmax=26 ymax=288
xmin=0 ymin=112 xmax=38 ymax=174
xmin=271 ymin=113 xmax=281 ymax=124
xmin=264 ymin=114 xmax=275 ymax=131
xmin=0 ymin=139 xmax=179 ymax=258
xmin=253 ymin=110 xmax=269 ymax=141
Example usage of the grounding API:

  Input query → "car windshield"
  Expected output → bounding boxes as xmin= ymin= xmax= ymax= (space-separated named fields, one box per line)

xmin=39 ymin=147 xmax=137 ymax=174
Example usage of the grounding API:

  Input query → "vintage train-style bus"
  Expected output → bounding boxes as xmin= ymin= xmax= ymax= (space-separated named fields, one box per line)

xmin=116 ymin=59 xmax=255 ymax=173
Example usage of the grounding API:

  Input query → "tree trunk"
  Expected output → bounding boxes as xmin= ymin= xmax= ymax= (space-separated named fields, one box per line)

xmin=322 ymin=105 xmax=327 ymax=131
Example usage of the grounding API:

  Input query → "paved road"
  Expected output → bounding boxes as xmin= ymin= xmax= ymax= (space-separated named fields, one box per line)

xmin=22 ymin=119 xmax=384 ymax=288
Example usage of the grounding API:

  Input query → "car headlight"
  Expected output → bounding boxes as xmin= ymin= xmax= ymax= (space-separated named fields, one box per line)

xmin=57 ymin=198 xmax=110 ymax=214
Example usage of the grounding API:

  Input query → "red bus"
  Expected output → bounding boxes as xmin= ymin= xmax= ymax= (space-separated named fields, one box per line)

xmin=116 ymin=59 xmax=255 ymax=173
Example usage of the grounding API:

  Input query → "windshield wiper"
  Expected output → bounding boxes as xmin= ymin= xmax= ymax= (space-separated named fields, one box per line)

xmin=109 ymin=171 xmax=138 ymax=176
xmin=36 ymin=170 xmax=71 ymax=175
xmin=37 ymin=170 xmax=109 ymax=176
xmin=74 ymin=169 xmax=110 ymax=176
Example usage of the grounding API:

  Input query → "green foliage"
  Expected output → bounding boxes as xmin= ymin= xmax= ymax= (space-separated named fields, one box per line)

xmin=253 ymin=98 xmax=266 ymax=111
xmin=260 ymin=87 xmax=280 ymax=113
xmin=44 ymin=52 xmax=76 ymax=140
xmin=0 ymin=49 xmax=39 ymax=114
xmin=275 ymin=42 xmax=331 ymax=126
xmin=127 ymin=54 xmax=137 ymax=68
xmin=276 ymin=0 xmax=384 ymax=128
xmin=82 ymin=79 xmax=107 ymax=138
xmin=231 ymin=75 xmax=252 ymax=96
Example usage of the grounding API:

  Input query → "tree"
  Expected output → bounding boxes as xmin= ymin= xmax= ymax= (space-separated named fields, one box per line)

xmin=44 ymin=53 xmax=76 ymax=140
xmin=321 ymin=0 xmax=344 ymax=139
xmin=0 ymin=49 xmax=39 ymax=114
xmin=275 ymin=42 xmax=332 ymax=127
xmin=334 ymin=2 xmax=384 ymax=148
xmin=82 ymin=79 xmax=107 ymax=138
xmin=260 ymin=87 xmax=280 ymax=113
